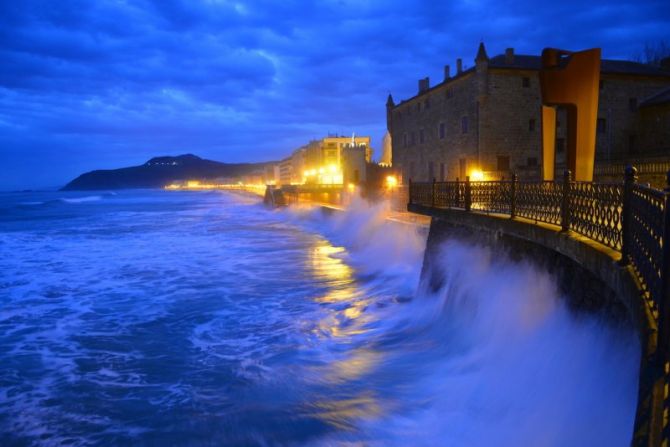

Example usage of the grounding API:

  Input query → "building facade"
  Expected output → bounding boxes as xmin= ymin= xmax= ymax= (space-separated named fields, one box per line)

xmin=275 ymin=135 xmax=373 ymax=185
xmin=387 ymin=43 xmax=670 ymax=182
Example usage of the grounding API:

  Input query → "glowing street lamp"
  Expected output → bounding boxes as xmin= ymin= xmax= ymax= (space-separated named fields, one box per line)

xmin=469 ymin=170 xmax=485 ymax=181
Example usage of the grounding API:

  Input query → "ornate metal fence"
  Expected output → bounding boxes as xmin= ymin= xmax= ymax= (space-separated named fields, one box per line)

xmin=409 ymin=168 xmax=670 ymax=340
xmin=516 ymin=181 xmax=563 ymax=226
xmin=409 ymin=167 xmax=670 ymax=446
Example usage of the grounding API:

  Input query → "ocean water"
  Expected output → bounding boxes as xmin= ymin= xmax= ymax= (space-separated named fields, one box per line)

xmin=0 ymin=189 xmax=640 ymax=446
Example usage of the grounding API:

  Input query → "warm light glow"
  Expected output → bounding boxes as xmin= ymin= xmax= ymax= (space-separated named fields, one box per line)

xmin=385 ymin=175 xmax=398 ymax=188
xmin=470 ymin=169 xmax=485 ymax=181
xmin=300 ymin=165 xmax=344 ymax=185
xmin=163 ymin=181 xmax=267 ymax=196
xmin=347 ymin=183 xmax=355 ymax=191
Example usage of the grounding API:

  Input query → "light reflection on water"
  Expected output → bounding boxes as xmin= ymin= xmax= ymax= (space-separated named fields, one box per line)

xmin=0 ymin=190 xmax=641 ymax=446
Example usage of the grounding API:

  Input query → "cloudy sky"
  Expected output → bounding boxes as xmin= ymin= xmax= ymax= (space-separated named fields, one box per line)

xmin=1 ymin=0 xmax=668 ymax=189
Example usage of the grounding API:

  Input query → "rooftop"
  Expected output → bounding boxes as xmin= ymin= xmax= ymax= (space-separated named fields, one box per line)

xmin=488 ymin=54 xmax=670 ymax=77
xmin=393 ymin=48 xmax=670 ymax=107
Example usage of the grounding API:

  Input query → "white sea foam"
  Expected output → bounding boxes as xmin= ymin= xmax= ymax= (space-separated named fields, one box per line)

xmin=315 ymin=237 xmax=640 ymax=446
xmin=279 ymin=195 xmax=640 ymax=446
xmin=60 ymin=195 xmax=103 ymax=203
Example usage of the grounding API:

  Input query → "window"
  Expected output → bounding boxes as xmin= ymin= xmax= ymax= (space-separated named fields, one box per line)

xmin=597 ymin=118 xmax=607 ymax=133
xmin=527 ymin=157 xmax=538 ymax=167
xmin=556 ymin=138 xmax=565 ymax=153
xmin=629 ymin=98 xmax=637 ymax=112
xmin=417 ymin=102 xmax=422 ymax=112
xmin=522 ymin=77 xmax=530 ymax=88
xmin=425 ymin=98 xmax=431 ymax=109
xmin=446 ymin=88 xmax=454 ymax=99
xmin=497 ymin=156 xmax=510 ymax=171
xmin=403 ymin=133 xmax=408 ymax=148
xmin=461 ymin=116 xmax=469 ymax=134
xmin=440 ymin=163 xmax=445 ymax=181
xmin=428 ymin=162 xmax=434 ymax=180
xmin=439 ymin=122 xmax=446 ymax=139
xmin=419 ymin=129 xmax=424 ymax=144
xmin=410 ymin=132 xmax=416 ymax=145
xmin=529 ymin=119 xmax=536 ymax=131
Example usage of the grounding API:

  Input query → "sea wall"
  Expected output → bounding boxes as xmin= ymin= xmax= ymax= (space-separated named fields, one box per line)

xmin=414 ymin=205 xmax=659 ymax=445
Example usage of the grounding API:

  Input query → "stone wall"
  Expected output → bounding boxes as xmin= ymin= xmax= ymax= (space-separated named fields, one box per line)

xmin=482 ymin=69 xmax=543 ymax=178
xmin=416 ymin=207 xmax=660 ymax=446
xmin=390 ymin=72 xmax=479 ymax=182
xmin=595 ymin=75 xmax=670 ymax=161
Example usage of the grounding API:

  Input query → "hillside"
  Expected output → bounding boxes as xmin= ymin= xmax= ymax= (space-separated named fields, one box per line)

xmin=62 ymin=154 xmax=272 ymax=190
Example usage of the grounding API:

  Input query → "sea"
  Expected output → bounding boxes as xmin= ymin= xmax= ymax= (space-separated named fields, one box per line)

xmin=0 ymin=189 xmax=641 ymax=446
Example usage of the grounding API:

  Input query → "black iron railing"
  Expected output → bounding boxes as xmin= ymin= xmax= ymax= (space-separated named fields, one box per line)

xmin=408 ymin=167 xmax=670 ymax=445
xmin=409 ymin=168 xmax=670 ymax=318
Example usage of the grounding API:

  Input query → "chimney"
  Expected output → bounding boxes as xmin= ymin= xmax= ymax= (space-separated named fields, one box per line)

xmin=418 ymin=77 xmax=430 ymax=93
xmin=444 ymin=65 xmax=451 ymax=80
xmin=505 ymin=48 xmax=515 ymax=65
xmin=456 ymin=58 xmax=463 ymax=74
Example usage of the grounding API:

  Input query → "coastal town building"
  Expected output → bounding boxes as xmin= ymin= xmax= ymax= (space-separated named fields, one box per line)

xmin=387 ymin=43 xmax=670 ymax=182
xmin=274 ymin=135 xmax=373 ymax=186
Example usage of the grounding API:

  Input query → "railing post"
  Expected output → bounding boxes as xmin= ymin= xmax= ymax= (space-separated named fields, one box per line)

xmin=620 ymin=165 xmax=638 ymax=265
xmin=408 ymin=178 xmax=413 ymax=205
xmin=455 ymin=177 xmax=460 ymax=208
xmin=509 ymin=172 xmax=518 ymax=219
xmin=660 ymin=170 xmax=670 ymax=356
xmin=561 ymin=170 xmax=572 ymax=232
xmin=431 ymin=177 xmax=436 ymax=208
xmin=465 ymin=175 xmax=472 ymax=212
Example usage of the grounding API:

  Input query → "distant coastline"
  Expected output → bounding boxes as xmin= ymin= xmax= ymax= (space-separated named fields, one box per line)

xmin=61 ymin=154 xmax=274 ymax=191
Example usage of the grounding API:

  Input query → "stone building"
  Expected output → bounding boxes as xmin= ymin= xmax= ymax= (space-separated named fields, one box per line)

xmin=387 ymin=43 xmax=670 ymax=182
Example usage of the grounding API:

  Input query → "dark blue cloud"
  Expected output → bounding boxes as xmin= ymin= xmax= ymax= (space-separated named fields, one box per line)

xmin=0 ymin=0 xmax=668 ymax=188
